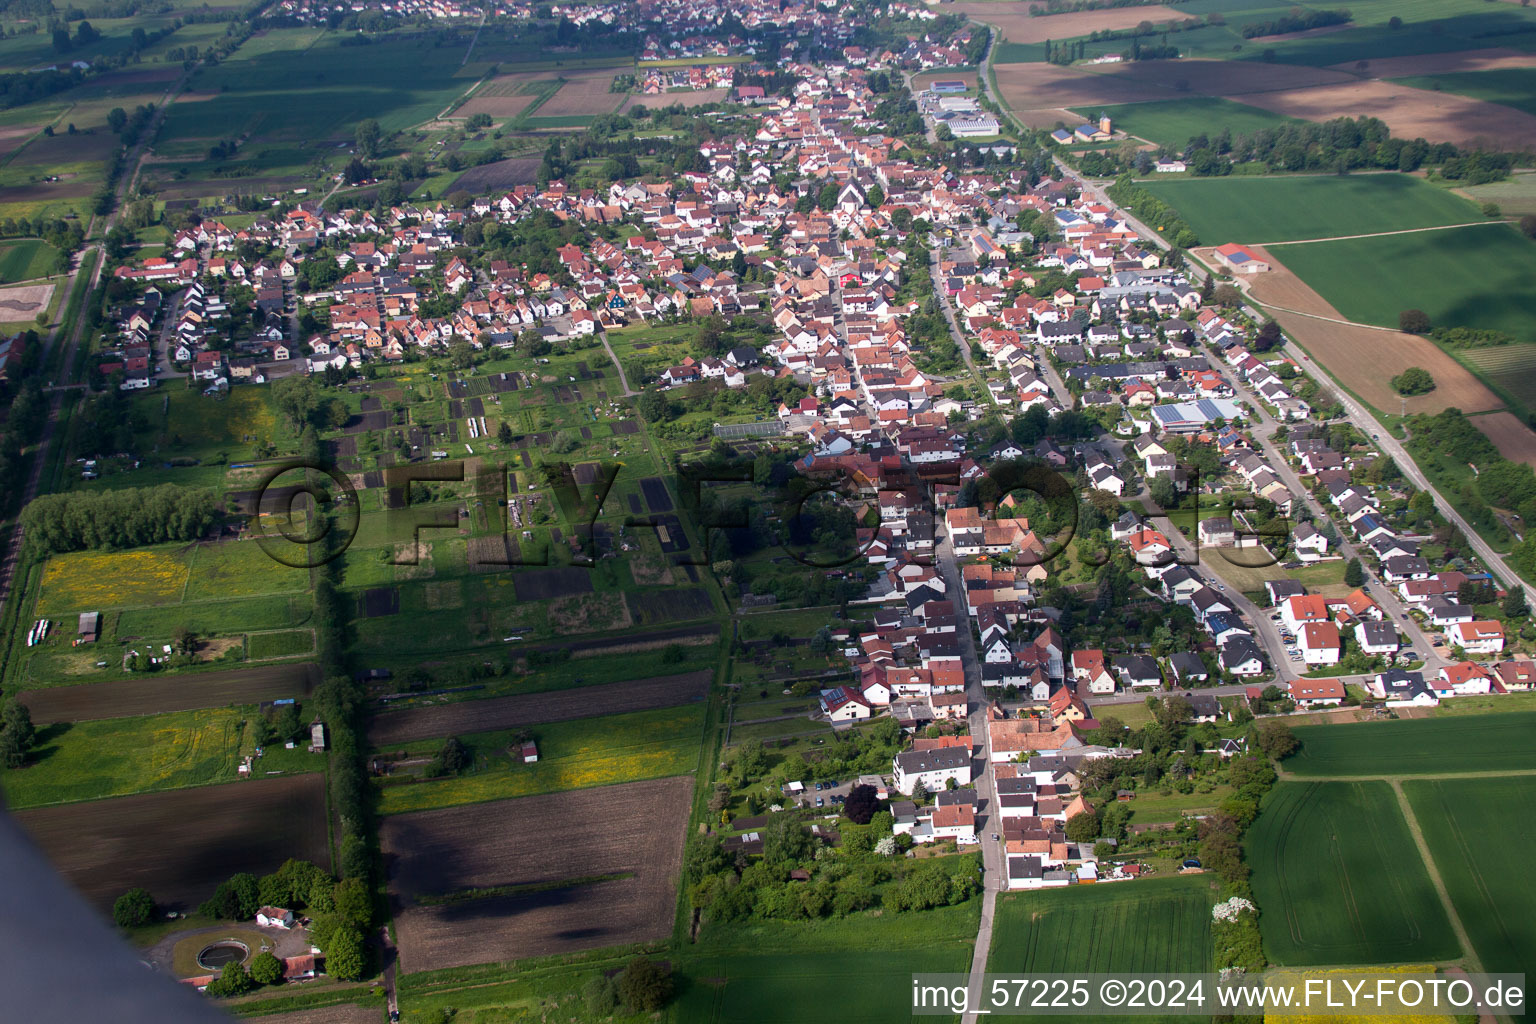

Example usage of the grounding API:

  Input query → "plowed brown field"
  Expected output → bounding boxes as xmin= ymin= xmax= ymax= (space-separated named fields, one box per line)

xmin=953 ymin=3 xmax=1186 ymax=45
xmin=382 ymin=776 xmax=691 ymax=971
xmin=366 ymin=669 xmax=712 ymax=748
xmin=19 ymin=662 xmax=319 ymax=723
xmin=1474 ymin=411 xmax=1536 ymax=469
xmin=16 ymin=775 xmax=329 ymax=911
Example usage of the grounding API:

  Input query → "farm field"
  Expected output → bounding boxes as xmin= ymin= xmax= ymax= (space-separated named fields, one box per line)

xmin=1274 ymin=224 xmax=1536 ymax=339
xmin=1403 ymin=776 xmax=1536 ymax=979
xmin=951 ymin=2 xmax=1186 ymax=47
xmin=1248 ymin=781 xmax=1459 ymax=965
xmin=989 ymin=875 xmax=1215 ymax=975
xmin=1472 ymin=410 xmax=1536 ymax=468
xmin=0 ymin=706 xmax=299 ymax=809
xmin=367 ymin=668 xmax=711 ymax=746
xmin=15 ymin=774 xmax=330 ymax=911
xmin=0 ymin=239 xmax=58 ymax=283
xmin=1093 ymin=98 xmax=1300 ymax=150
xmin=381 ymin=776 xmax=692 ymax=972
xmin=1283 ymin=712 xmax=1536 ymax=775
xmin=374 ymin=703 xmax=706 ymax=815
xmin=1391 ymin=67 xmax=1536 ymax=118
xmin=1457 ymin=169 xmax=1536 ymax=216
xmin=1142 ymin=174 xmax=1482 ymax=246
xmin=16 ymin=662 xmax=319 ymax=723
xmin=1235 ymin=243 xmax=1507 ymax=416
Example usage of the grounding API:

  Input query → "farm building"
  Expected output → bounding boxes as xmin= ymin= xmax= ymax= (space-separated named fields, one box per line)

xmin=77 ymin=611 xmax=100 ymax=643
xmin=308 ymin=720 xmax=326 ymax=752
xmin=1213 ymin=243 xmax=1270 ymax=274
xmin=521 ymin=741 xmax=539 ymax=763
xmin=256 ymin=906 xmax=295 ymax=929
xmin=930 ymin=80 xmax=968 ymax=94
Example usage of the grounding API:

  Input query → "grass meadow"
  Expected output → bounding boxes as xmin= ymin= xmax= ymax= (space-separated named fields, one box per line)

xmin=1404 ymin=776 xmax=1536 ymax=979
xmin=1 ymin=707 xmax=247 ymax=809
xmin=670 ymin=901 xmax=980 ymax=1024
xmin=1101 ymin=97 xmax=1299 ymax=151
xmin=1283 ymin=712 xmax=1536 ymax=776
xmin=1273 ymin=224 xmax=1536 ymax=339
xmin=1248 ymin=781 xmax=1459 ymax=965
xmin=0 ymin=239 xmax=58 ymax=283
xmin=1392 ymin=68 xmax=1536 ymax=119
xmin=375 ymin=703 xmax=707 ymax=815
xmin=989 ymin=875 xmax=1215 ymax=974
xmin=1141 ymin=174 xmax=1483 ymax=245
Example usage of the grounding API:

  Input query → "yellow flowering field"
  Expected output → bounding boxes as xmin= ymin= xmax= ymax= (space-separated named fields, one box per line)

xmin=37 ymin=548 xmax=191 ymax=613
xmin=377 ymin=704 xmax=705 ymax=815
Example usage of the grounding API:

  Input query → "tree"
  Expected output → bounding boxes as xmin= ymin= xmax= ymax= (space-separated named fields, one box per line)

xmin=272 ymin=375 xmax=320 ymax=428
xmin=583 ymin=974 xmax=619 ymax=1015
xmin=107 ymin=107 xmax=127 ymax=134
xmin=843 ymin=783 xmax=879 ymax=824
xmin=910 ymin=779 xmax=929 ymax=804
xmin=1503 ymin=588 xmax=1528 ymax=618
xmin=762 ymin=813 xmax=812 ymax=865
xmin=427 ymin=736 xmax=468 ymax=777
xmin=1064 ymin=811 xmax=1101 ymax=843
xmin=323 ymin=925 xmax=366 ymax=981
xmin=617 ymin=958 xmax=674 ymax=1013
xmin=1253 ymin=320 xmax=1283 ymax=352
xmin=1 ymin=699 xmax=35 ymax=768
xmin=1343 ymin=558 xmax=1364 ymax=587
xmin=112 ymin=888 xmax=155 ymax=928
xmin=250 ymin=951 xmax=284 ymax=986
xmin=354 ymin=118 xmax=381 ymax=160
xmin=1390 ymin=366 xmax=1435 ymax=396
xmin=1253 ymin=720 xmax=1298 ymax=761
xmin=637 ymin=389 xmax=670 ymax=422
xmin=208 ymin=962 xmax=256 ymax=998
xmin=1148 ymin=475 xmax=1177 ymax=510
xmin=1520 ymin=214 xmax=1536 ymax=239
xmin=1399 ymin=309 xmax=1431 ymax=334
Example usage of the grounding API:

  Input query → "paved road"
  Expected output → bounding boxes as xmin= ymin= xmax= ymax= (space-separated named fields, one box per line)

xmin=928 ymin=249 xmax=994 ymax=404
xmin=935 ymin=533 xmax=1002 ymax=1024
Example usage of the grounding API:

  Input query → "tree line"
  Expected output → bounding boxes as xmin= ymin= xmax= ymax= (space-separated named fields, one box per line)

xmin=21 ymin=485 xmax=219 ymax=554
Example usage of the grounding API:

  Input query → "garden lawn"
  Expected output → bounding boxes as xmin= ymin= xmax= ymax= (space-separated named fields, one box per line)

xmin=1283 ymin=711 xmax=1536 ymax=775
xmin=1141 ymin=174 xmax=1483 ymax=245
xmin=1098 ymin=97 xmax=1300 ymax=151
xmin=375 ymin=703 xmax=706 ymax=814
xmin=1274 ymin=224 xmax=1536 ymax=339
xmin=1 ymin=707 xmax=246 ymax=809
xmin=1403 ymin=776 xmax=1536 ymax=979
xmin=1247 ymin=781 xmax=1459 ymax=965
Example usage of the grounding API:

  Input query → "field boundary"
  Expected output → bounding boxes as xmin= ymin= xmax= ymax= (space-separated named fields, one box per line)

xmin=1389 ymin=780 xmax=1481 ymax=972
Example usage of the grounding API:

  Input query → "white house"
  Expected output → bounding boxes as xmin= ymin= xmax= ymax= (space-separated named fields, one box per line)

xmin=1447 ymin=620 xmax=1505 ymax=655
xmin=256 ymin=907 xmax=295 ymax=929
xmin=893 ymin=748 xmax=973 ymax=795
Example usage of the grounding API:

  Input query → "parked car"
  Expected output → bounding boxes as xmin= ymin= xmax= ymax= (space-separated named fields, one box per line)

xmin=815 ymin=797 xmax=824 ymax=807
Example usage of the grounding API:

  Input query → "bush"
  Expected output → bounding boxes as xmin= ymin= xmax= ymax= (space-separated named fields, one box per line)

xmin=112 ymin=888 xmax=155 ymax=928
xmin=582 ymin=974 xmax=619 ymax=1015
xmin=1391 ymin=366 xmax=1436 ymax=396
xmin=1521 ymin=213 xmax=1536 ymax=239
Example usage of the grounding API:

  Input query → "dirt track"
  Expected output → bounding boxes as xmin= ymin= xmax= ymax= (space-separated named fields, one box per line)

xmin=15 ymin=774 xmax=329 ymax=911
xmin=18 ymin=662 xmax=320 ymax=724
xmin=382 ymin=776 xmax=691 ymax=972
xmin=366 ymin=669 xmax=712 ymax=748
xmin=1217 ymin=244 xmax=1505 ymax=416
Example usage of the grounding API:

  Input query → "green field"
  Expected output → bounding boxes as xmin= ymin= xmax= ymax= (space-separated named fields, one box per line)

xmin=1098 ymin=98 xmax=1299 ymax=151
xmin=1463 ymin=344 xmax=1536 ymax=414
xmin=1275 ymin=225 xmax=1536 ymax=340
xmin=375 ymin=703 xmax=707 ymax=815
xmin=247 ymin=629 xmax=314 ymax=660
xmin=0 ymin=707 xmax=248 ymax=808
xmin=1284 ymin=712 xmax=1536 ymax=776
xmin=669 ymin=903 xmax=980 ymax=1024
xmin=1142 ymin=174 xmax=1482 ymax=245
xmin=1393 ymin=68 xmax=1536 ymax=119
xmin=1248 ymin=781 xmax=1459 ymax=965
xmin=1404 ymin=776 xmax=1536 ymax=979
xmin=1458 ymin=170 xmax=1536 ymax=216
xmin=989 ymin=876 xmax=1215 ymax=974
xmin=0 ymin=239 xmax=58 ymax=283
